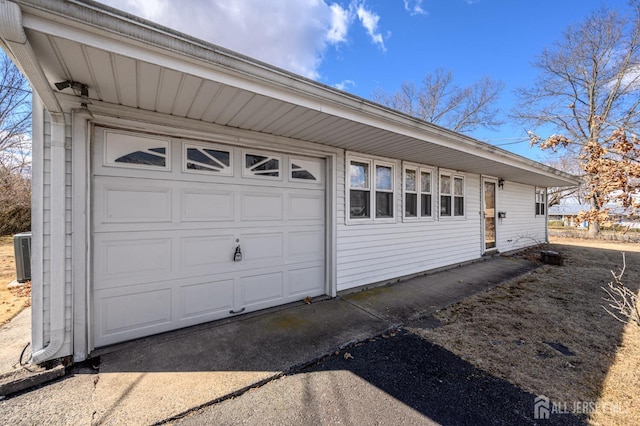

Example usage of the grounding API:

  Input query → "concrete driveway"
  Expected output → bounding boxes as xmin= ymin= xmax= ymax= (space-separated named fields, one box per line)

xmin=0 ymin=256 xmax=546 ymax=425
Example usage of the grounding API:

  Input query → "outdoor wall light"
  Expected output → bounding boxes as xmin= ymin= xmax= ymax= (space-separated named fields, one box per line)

xmin=498 ymin=178 xmax=505 ymax=189
xmin=54 ymin=80 xmax=89 ymax=98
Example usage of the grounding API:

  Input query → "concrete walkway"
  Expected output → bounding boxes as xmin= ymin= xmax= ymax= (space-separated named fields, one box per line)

xmin=0 ymin=256 xmax=539 ymax=425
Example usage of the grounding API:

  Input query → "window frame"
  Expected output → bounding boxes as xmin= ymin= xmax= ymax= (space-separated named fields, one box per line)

xmin=535 ymin=187 xmax=547 ymax=216
xmin=402 ymin=163 xmax=435 ymax=221
xmin=346 ymin=154 xmax=397 ymax=224
xmin=439 ymin=170 xmax=466 ymax=220
xmin=289 ymin=156 xmax=323 ymax=183
xmin=242 ymin=150 xmax=283 ymax=180
xmin=103 ymin=129 xmax=171 ymax=171
xmin=374 ymin=162 xmax=395 ymax=219
xmin=182 ymin=142 xmax=233 ymax=176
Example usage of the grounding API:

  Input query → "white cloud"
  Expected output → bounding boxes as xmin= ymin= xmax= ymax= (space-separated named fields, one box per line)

xmin=403 ymin=0 xmax=426 ymax=16
xmin=327 ymin=4 xmax=350 ymax=44
xmin=99 ymin=0 xmax=357 ymax=79
xmin=355 ymin=3 xmax=386 ymax=51
xmin=98 ymin=0 xmax=390 ymax=81
xmin=334 ymin=79 xmax=356 ymax=91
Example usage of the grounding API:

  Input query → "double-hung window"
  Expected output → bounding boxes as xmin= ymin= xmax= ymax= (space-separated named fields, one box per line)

xmin=440 ymin=171 xmax=465 ymax=218
xmin=403 ymin=165 xmax=433 ymax=219
xmin=421 ymin=170 xmax=433 ymax=217
xmin=348 ymin=156 xmax=395 ymax=221
xmin=535 ymin=188 xmax=547 ymax=216
xmin=375 ymin=164 xmax=394 ymax=218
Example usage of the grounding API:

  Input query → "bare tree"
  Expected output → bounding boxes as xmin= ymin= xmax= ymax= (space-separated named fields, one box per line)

xmin=1 ymin=52 xmax=31 ymax=173
xmin=516 ymin=3 xmax=640 ymax=237
xmin=602 ymin=253 xmax=639 ymax=327
xmin=0 ymin=52 xmax=31 ymax=234
xmin=544 ymin=155 xmax=588 ymax=207
xmin=372 ymin=68 xmax=504 ymax=135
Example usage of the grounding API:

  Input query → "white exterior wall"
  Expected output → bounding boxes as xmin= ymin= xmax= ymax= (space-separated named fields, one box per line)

xmin=495 ymin=181 xmax=547 ymax=252
xmin=336 ymin=151 xmax=482 ymax=292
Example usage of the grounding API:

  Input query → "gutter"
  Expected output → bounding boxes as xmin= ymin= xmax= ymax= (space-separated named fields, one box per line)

xmin=0 ymin=0 xmax=67 ymax=364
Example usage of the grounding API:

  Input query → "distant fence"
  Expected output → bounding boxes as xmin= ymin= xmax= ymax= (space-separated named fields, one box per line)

xmin=549 ymin=228 xmax=640 ymax=243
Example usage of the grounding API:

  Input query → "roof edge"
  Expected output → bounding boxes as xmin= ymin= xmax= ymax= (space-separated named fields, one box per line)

xmin=14 ymin=0 xmax=579 ymax=186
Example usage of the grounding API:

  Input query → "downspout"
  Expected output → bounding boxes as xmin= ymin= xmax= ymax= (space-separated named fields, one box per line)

xmin=545 ymin=188 xmax=549 ymax=244
xmin=32 ymin=117 xmax=67 ymax=364
xmin=0 ymin=1 xmax=67 ymax=364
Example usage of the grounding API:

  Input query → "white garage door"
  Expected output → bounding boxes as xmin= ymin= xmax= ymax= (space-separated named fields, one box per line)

xmin=92 ymin=128 xmax=326 ymax=347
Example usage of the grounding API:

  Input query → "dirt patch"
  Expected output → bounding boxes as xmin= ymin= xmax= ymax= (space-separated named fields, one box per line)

xmin=413 ymin=237 xmax=640 ymax=424
xmin=0 ymin=235 xmax=31 ymax=325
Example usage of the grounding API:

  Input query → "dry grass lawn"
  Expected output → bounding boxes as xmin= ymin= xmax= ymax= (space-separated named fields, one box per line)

xmin=0 ymin=235 xmax=30 ymax=325
xmin=414 ymin=236 xmax=640 ymax=424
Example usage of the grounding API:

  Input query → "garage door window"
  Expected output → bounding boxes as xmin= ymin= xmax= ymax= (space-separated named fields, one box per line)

xmin=104 ymin=130 xmax=170 ymax=170
xmin=184 ymin=143 xmax=232 ymax=175
xmin=244 ymin=152 xmax=281 ymax=178
xmin=290 ymin=157 xmax=322 ymax=182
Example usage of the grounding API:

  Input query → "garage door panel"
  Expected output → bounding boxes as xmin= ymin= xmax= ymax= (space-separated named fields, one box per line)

xmin=241 ymin=271 xmax=284 ymax=307
xmin=180 ymin=278 xmax=234 ymax=320
xmin=288 ymin=192 xmax=324 ymax=220
xmin=95 ymin=236 xmax=172 ymax=286
xmin=98 ymin=185 xmax=172 ymax=223
xmin=288 ymin=230 xmax=324 ymax=260
xmin=181 ymin=234 xmax=236 ymax=268
xmin=288 ymin=265 xmax=325 ymax=296
xmin=241 ymin=233 xmax=283 ymax=262
xmin=95 ymin=286 xmax=172 ymax=344
xmin=241 ymin=192 xmax=283 ymax=221
xmin=181 ymin=189 xmax=234 ymax=222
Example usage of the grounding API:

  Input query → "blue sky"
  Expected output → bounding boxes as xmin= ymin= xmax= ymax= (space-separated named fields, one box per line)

xmin=98 ymin=0 xmax=633 ymax=161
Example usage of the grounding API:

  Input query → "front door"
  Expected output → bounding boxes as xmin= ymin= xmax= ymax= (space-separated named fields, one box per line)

xmin=483 ymin=180 xmax=496 ymax=251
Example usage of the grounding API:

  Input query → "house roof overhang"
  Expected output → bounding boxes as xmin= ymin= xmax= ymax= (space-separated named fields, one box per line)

xmin=0 ymin=0 xmax=579 ymax=187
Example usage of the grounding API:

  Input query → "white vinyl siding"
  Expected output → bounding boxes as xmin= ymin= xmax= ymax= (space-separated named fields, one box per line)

xmin=337 ymin=172 xmax=482 ymax=291
xmin=496 ymin=181 xmax=548 ymax=251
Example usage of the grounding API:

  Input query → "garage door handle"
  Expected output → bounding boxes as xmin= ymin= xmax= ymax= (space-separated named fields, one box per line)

xmin=229 ymin=307 xmax=245 ymax=315
xmin=233 ymin=245 xmax=243 ymax=262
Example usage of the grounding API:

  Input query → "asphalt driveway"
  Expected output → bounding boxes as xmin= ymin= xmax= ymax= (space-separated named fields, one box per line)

xmin=174 ymin=328 xmax=586 ymax=425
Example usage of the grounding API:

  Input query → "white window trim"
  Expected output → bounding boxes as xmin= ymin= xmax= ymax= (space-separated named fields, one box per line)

xmin=535 ymin=187 xmax=547 ymax=217
xmin=438 ymin=169 xmax=466 ymax=220
xmin=402 ymin=162 xmax=435 ymax=222
xmin=346 ymin=154 xmax=397 ymax=224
